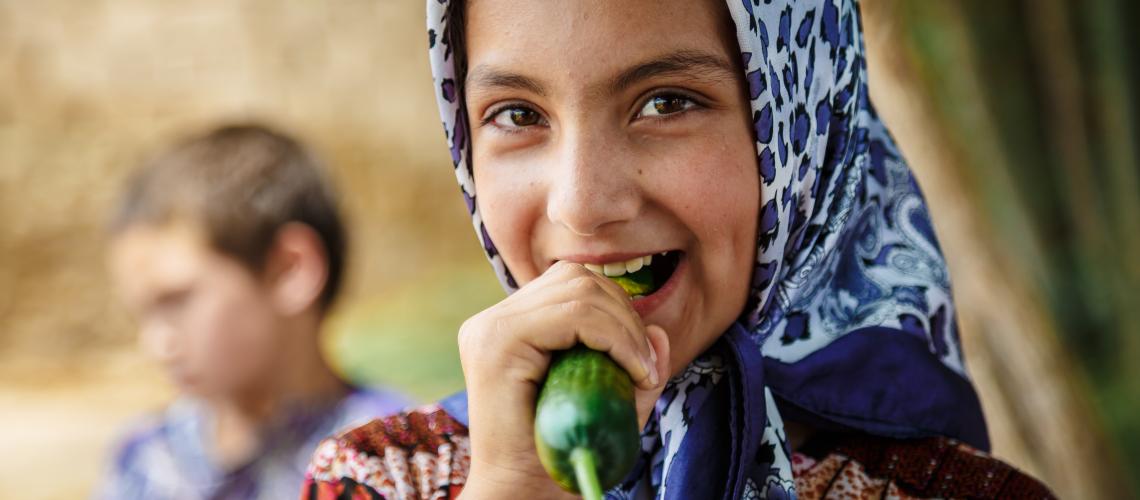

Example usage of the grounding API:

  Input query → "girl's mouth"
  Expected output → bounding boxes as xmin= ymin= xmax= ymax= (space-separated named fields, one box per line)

xmin=583 ymin=250 xmax=684 ymax=299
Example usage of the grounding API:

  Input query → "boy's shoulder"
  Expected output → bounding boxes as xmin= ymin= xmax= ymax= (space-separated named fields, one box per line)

xmin=97 ymin=399 xmax=209 ymax=499
xmin=109 ymin=388 xmax=408 ymax=466
xmin=110 ymin=398 xmax=201 ymax=463
xmin=303 ymin=403 xmax=470 ymax=500
xmin=336 ymin=386 xmax=413 ymax=428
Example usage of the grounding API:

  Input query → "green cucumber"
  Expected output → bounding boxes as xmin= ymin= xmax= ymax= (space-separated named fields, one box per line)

xmin=534 ymin=346 xmax=639 ymax=499
xmin=609 ymin=267 xmax=656 ymax=296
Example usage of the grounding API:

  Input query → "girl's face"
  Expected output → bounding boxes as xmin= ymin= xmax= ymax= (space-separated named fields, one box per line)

xmin=465 ymin=0 xmax=759 ymax=373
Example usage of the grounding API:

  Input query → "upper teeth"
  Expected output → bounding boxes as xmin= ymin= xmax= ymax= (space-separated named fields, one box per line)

xmin=584 ymin=254 xmax=654 ymax=277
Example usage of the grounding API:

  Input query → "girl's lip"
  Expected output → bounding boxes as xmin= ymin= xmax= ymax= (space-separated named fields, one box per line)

xmin=631 ymin=254 xmax=686 ymax=317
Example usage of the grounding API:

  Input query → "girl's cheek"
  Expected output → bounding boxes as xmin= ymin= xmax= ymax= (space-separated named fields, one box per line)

xmin=664 ymin=148 xmax=753 ymax=220
xmin=473 ymin=167 xmax=541 ymax=283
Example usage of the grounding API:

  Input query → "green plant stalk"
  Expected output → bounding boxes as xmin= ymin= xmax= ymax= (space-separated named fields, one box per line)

xmin=570 ymin=447 xmax=603 ymax=500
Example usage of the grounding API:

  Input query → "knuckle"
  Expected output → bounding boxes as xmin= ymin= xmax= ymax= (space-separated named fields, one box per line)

xmin=561 ymin=263 xmax=592 ymax=279
xmin=458 ymin=317 xmax=477 ymax=344
xmin=582 ymin=329 xmax=615 ymax=351
xmin=561 ymin=299 xmax=591 ymax=316
xmin=552 ymin=260 xmax=578 ymax=275
xmin=490 ymin=315 xmax=516 ymax=338
xmin=569 ymin=276 xmax=600 ymax=294
xmin=458 ymin=313 xmax=502 ymax=352
xmin=457 ymin=325 xmax=480 ymax=358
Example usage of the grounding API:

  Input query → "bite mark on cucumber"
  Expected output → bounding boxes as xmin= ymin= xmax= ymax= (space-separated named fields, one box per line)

xmin=608 ymin=267 xmax=656 ymax=296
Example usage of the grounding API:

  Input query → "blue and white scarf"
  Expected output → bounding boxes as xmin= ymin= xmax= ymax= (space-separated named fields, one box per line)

xmin=427 ymin=0 xmax=988 ymax=497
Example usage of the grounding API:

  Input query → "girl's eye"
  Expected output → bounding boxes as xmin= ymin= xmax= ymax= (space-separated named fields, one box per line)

xmin=490 ymin=106 xmax=545 ymax=128
xmin=638 ymin=94 xmax=697 ymax=118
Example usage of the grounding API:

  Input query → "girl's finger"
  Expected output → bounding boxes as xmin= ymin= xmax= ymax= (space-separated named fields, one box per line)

xmin=633 ymin=325 xmax=670 ymax=428
xmin=497 ymin=300 xmax=658 ymax=389
xmin=497 ymin=263 xmax=652 ymax=367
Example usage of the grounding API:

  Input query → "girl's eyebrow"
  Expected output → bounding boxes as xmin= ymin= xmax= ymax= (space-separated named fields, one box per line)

xmin=466 ymin=69 xmax=548 ymax=97
xmin=464 ymin=49 xmax=735 ymax=99
xmin=610 ymin=49 xmax=737 ymax=93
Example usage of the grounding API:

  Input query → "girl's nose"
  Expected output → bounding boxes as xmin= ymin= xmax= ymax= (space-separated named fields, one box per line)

xmin=545 ymin=128 xmax=642 ymax=236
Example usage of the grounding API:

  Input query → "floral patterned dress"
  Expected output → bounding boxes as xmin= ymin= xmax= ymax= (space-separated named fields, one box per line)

xmin=300 ymin=403 xmax=1053 ymax=500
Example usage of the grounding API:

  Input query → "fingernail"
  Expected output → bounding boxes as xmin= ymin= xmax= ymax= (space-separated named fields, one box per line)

xmin=646 ymin=359 xmax=659 ymax=386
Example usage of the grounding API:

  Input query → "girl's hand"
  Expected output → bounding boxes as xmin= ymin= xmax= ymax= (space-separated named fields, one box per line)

xmin=457 ymin=261 xmax=671 ymax=499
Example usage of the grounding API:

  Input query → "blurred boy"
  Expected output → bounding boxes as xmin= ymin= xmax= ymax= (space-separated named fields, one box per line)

xmin=98 ymin=124 xmax=407 ymax=499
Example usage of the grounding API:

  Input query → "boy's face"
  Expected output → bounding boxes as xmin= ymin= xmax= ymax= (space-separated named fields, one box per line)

xmin=464 ymin=0 xmax=759 ymax=375
xmin=109 ymin=222 xmax=282 ymax=399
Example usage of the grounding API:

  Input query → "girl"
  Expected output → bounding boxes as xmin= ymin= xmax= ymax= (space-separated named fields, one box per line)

xmin=303 ymin=0 xmax=1052 ymax=498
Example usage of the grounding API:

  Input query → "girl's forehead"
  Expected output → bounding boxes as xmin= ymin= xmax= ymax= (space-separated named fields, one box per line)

xmin=463 ymin=0 xmax=739 ymax=92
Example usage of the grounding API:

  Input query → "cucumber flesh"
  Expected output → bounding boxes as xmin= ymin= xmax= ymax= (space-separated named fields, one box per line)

xmin=609 ymin=267 xmax=656 ymax=296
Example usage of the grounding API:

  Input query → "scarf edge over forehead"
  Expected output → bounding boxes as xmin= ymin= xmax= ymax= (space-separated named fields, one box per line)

xmin=426 ymin=0 xmax=988 ymax=495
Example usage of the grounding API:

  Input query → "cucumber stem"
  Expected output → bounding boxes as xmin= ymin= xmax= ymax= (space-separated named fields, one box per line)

xmin=570 ymin=447 xmax=604 ymax=500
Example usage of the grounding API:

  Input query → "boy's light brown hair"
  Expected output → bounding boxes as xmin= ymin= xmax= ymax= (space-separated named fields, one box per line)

xmin=110 ymin=124 xmax=347 ymax=310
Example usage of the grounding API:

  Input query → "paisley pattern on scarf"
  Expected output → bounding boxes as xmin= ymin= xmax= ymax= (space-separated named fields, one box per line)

xmin=425 ymin=0 xmax=984 ymax=497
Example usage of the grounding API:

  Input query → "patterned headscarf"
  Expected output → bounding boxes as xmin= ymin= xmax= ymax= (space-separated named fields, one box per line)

xmin=427 ymin=0 xmax=987 ymax=497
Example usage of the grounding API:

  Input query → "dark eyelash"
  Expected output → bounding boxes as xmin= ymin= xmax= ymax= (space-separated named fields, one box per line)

xmin=480 ymin=103 xmax=537 ymax=127
xmin=635 ymin=91 xmax=705 ymax=121
xmin=649 ymin=91 xmax=696 ymax=102
xmin=479 ymin=106 xmax=506 ymax=126
xmin=479 ymin=105 xmax=549 ymax=137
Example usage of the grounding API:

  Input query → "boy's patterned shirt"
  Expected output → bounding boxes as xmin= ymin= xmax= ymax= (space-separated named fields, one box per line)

xmin=95 ymin=387 xmax=408 ymax=500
